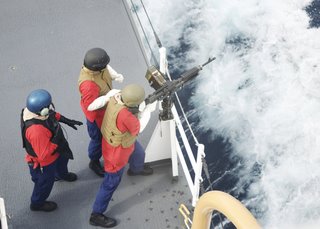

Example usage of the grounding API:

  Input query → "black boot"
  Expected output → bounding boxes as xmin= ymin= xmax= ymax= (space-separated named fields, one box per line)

xmin=89 ymin=213 xmax=117 ymax=228
xmin=63 ymin=172 xmax=77 ymax=182
xmin=127 ymin=164 xmax=153 ymax=176
xmin=30 ymin=201 xmax=57 ymax=212
xmin=55 ymin=172 xmax=77 ymax=182
xmin=89 ymin=160 xmax=105 ymax=177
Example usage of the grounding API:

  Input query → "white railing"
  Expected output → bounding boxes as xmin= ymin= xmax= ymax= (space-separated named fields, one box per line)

xmin=174 ymin=106 xmax=205 ymax=206
xmin=159 ymin=47 xmax=205 ymax=207
xmin=0 ymin=198 xmax=8 ymax=229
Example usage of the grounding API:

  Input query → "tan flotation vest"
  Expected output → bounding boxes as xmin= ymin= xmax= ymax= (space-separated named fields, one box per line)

xmin=78 ymin=66 xmax=113 ymax=96
xmin=101 ymin=97 xmax=137 ymax=148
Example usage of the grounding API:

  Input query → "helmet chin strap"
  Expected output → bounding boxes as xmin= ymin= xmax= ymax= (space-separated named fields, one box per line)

xmin=127 ymin=106 xmax=139 ymax=116
xmin=116 ymin=93 xmax=139 ymax=115
xmin=39 ymin=108 xmax=49 ymax=117
xmin=115 ymin=94 xmax=124 ymax=105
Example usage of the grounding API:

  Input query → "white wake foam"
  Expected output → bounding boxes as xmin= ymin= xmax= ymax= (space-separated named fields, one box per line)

xmin=136 ymin=0 xmax=320 ymax=227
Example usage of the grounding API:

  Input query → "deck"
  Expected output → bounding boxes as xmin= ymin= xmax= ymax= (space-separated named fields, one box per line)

xmin=0 ymin=0 xmax=191 ymax=228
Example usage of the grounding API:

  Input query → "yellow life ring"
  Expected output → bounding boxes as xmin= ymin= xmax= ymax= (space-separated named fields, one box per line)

xmin=192 ymin=191 xmax=261 ymax=229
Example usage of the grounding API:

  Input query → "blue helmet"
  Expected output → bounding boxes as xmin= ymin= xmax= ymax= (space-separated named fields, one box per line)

xmin=26 ymin=89 xmax=52 ymax=115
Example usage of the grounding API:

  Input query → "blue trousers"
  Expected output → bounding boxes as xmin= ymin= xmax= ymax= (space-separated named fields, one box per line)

xmin=86 ymin=119 xmax=102 ymax=161
xmin=128 ymin=141 xmax=146 ymax=173
xmin=29 ymin=156 xmax=69 ymax=206
xmin=92 ymin=168 xmax=124 ymax=214
xmin=92 ymin=141 xmax=146 ymax=213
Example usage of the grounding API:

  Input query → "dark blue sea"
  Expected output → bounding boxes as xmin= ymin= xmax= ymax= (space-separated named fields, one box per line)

xmin=138 ymin=0 xmax=320 ymax=228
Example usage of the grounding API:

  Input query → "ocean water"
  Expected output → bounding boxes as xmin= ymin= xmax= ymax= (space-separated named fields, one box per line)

xmin=133 ymin=0 xmax=320 ymax=228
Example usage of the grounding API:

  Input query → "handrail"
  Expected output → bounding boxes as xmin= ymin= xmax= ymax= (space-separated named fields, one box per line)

xmin=192 ymin=191 xmax=261 ymax=229
xmin=0 ymin=198 xmax=8 ymax=229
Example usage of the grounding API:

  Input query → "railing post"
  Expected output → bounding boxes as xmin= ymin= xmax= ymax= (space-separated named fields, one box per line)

xmin=0 ymin=198 xmax=8 ymax=229
xmin=170 ymin=120 xmax=179 ymax=177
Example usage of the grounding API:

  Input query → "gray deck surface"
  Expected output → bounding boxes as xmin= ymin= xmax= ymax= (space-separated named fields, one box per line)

xmin=0 ymin=0 xmax=191 ymax=228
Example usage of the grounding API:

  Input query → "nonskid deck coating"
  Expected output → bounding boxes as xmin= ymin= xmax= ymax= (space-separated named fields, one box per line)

xmin=0 ymin=0 xmax=191 ymax=228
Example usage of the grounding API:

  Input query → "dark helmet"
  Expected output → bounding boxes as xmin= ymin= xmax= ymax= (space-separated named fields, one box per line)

xmin=121 ymin=84 xmax=145 ymax=107
xmin=26 ymin=89 xmax=52 ymax=115
xmin=83 ymin=48 xmax=110 ymax=71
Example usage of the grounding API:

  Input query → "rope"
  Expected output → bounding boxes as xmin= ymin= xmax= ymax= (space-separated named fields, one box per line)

xmin=129 ymin=0 xmax=158 ymax=66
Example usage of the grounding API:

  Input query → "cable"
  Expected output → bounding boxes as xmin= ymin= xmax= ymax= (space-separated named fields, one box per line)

xmin=139 ymin=0 xmax=162 ymax=48
xmin=137 ymin=0 xmax=202 ymax=145
xmin=129 ymin=0 xmax=158 ymax=66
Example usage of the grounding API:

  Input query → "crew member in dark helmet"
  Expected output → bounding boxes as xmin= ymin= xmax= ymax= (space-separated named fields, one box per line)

xmin=78 ymin=47 xmax=124 ymax=177
xmin=89 ymin=84 xmax=154 ymax=228
xmin=21 ymin=89 xmax=83 ymax=212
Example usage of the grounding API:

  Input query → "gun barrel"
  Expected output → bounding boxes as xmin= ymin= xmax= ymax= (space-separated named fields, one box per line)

xmin=202 ymin=57 xmax=216 ymax=68
xmin=179 ymin=66 xmax=202 ymax=83
xmin=145 ymin=57 xmax=215 ymax=105
xmin=144 ymin=67 xmax=199 ymax=105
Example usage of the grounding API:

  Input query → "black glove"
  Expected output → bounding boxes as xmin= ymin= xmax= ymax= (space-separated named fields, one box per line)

xmin=59 ymin=115 xmax=83 ymax=130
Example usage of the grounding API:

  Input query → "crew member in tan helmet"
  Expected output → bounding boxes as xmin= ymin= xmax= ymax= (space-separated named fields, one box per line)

xmin=89 ymin=84 xmax=156 ymax=228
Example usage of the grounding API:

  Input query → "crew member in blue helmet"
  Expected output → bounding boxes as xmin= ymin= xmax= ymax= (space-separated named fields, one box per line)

xmin=21 ymin=89 xmax=83 ymax=212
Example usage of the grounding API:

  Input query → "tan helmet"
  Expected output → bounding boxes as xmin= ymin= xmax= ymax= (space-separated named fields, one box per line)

xmin=121 ymin=84 xmax=145 ymax=107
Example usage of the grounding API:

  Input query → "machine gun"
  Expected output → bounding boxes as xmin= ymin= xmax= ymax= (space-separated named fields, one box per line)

xmin=145 ymin=57 xmax=215 ymax=120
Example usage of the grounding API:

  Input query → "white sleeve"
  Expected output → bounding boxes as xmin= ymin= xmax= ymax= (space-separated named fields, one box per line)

xmin=107 ymin=65 xmax=124 ymax=82
xmin=88 ymin=96 xmax=108 ymax=111
xmin=138 ymin=101 xmax=158 ymax=133
xmin=88 ymin=89 xmax=121 ymax=111
xmin=107 ymin=65 xmax=118 ymax=78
